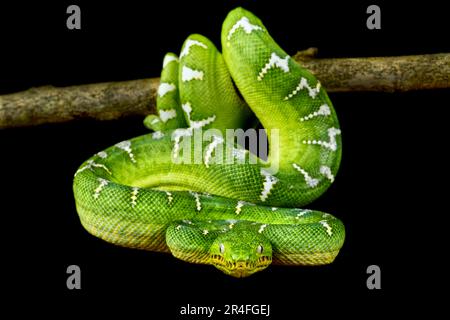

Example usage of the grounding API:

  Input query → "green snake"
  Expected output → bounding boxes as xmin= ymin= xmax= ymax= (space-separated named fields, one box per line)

xmin=73 ymin=7 xmax=345 ymax=278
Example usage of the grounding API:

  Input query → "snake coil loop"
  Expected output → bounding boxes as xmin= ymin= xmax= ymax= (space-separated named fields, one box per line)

xmin=73 ymin=7 xmax=345 ymax=278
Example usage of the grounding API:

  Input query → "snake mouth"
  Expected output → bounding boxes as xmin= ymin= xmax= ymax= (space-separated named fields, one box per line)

xmin=257 ymin=256 xmax=272 ymax=265
xmin=211 ymin=255 xmax=272 ymax=277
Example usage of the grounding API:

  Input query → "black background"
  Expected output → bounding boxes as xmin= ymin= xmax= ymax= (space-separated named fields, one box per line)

xmin=1 ymin=0 xmax=447 ymax=317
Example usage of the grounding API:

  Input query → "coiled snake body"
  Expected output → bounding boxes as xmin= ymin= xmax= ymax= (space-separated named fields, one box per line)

xmin=73 ymin=8 xmax=345 ymax=277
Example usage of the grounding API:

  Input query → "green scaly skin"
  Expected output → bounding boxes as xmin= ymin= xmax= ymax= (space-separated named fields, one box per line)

xmin=73 ymin=8 xmax=345 ymax=278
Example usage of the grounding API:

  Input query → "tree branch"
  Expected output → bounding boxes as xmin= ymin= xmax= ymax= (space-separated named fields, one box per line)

xmin=1 ymin=50 xmax=449 ymax=129
xmin=293 ymin=50 xmax=450 ymax=92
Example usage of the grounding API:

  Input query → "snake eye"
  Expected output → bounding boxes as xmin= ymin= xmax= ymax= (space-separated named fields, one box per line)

xmin=256 ymin=245 xmax=263 ymax=254
xmin=219 ymin=243 xmax=225 ymax=254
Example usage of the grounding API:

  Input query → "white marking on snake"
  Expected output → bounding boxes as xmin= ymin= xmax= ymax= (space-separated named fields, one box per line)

xmin=319 ymin=220 xmax=333 ymax=236
xmin=202 ymin=230 xmax=209 ymax=235
xmin=292 ymin=164 xmax=319 ymax=188
xmin=74 ymin=163 xmax=92 ymax=176
xmin=320 ymin=165 xmax=335 ymax=183
xmin=182 ymin=66 xmax=204 ymax=82
xmin=258 ymin=224 xmax=267 ymax=233
xmin=182 ymin=220 xmax=193 ymax=225
xmin=180 ymin=39 xmax=208 ymax=58
xmin=182 ymin=102 xmax=216 ymax=129
xmin=75 ymin=160 xmax=111 ymax=176
xmin=300 ymin=104 xmax=331 ymax=122
xmin=295 ymin=209 xmax=311 ymax=218
xmin=151 ymin=118 xmax=160 ymax=125
xmin=163 ymin=55 xmax=178 ymax=68
xmin=204 ymin=135 xmax=224 ymax=168
xmin=302 ymin=127 xmax=341 ymax=151
xmin=176 ymin=225 xmax=182 ymax=231
xmin=232 ymin=148 xmax=247 ymax=161
xmin=172 ymin=128 xmax=193 ymax=158
xmin=152 ymin=131 xmax=165 ymax=140
xmin=260 ymin=169 xmax=278 ymax=202
xmin=90 ymin=162 xmax=111 ymax=174
xmin=229 ymin=222 xmax=235 ymax=229
xmin=235 ymin=200 xmax=245 ymax=215
xmin=190 ymin=192 xmax=202 ymax=211
xmin=322 ymin=213 xmax=331 ymax=218
xmin=171 ymin=102 xmax=216 ymax=158
xmin=189 ymin=115 xmax=217 ymax=129
xmin=97 ymin=151 xmax=107 ymax=159
xmin=115 ymin=141 xmax=136 ymax=163
xmin=131 ymin=187 xmax=139 ymax=208
xmin=272 ymin=207 xmax=278 ymax=211
xmin=257 ymin=53 xmax=290 ymax=81
xmin=227 ymin=16 xmax=263 ymax=41
xmin=93 ymin=178 xmax=109 ymax=199
xmin=158 ymin=83 xmax=176 ymax=97
xmin=159 ymin=109 xmax=177 ymax=122
xmin=166 ymin=191 xmax=173 ymax=205
xmin=284 ymin=77 xmax=321 ymax=100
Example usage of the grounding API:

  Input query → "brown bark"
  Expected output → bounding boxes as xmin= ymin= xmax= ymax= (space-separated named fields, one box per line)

xmin=1 ymin=51 xmax=449 ymax=129
xmin=294 ymin=50 xmax=450 ymax=92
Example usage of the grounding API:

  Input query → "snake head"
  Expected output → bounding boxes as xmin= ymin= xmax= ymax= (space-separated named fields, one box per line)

xmin=209 ymin=228 xmax=272 ymax=278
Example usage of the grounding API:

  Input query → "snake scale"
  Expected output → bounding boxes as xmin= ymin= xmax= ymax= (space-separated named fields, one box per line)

xmin=73 ymin=7 xmax=345 ymax=277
